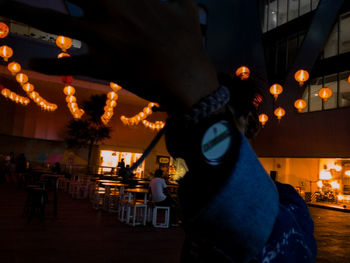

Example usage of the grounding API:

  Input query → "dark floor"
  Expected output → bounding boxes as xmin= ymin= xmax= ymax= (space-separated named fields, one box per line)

xmin=0 ymin=182 xmax=184 ymax=263
xmin=1 ymin=182 xmax=349 ymax=263
xmin=309 ymin=206 xmax=350 ymax=263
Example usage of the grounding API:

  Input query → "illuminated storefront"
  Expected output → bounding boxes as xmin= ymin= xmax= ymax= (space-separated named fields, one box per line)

xmin=99 ymin=150 xmax=144 ymax=177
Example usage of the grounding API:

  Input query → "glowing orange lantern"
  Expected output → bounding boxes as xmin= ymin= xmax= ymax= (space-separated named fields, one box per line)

xmin=56 ymin=36 xmax=72 ymax=52
xmin=0 ymin=45 xmax=13 ymax=61
xmin=66 ymin=95 xmax=76 ymax=103
xmin=0 ymin=22 xmax=9 ymax=38
xmin=318 ymin=87 xmax=332 ymax=102
xmin=145 ymin=109 xmax=153 ymax=117
xmin=16 ymin=73 xmax=28 ymax=85
xmin=348 ymin=75 xmax=350 ymax=84
xmin=294 ymin=69 xmax=309 ymax=86
xmin=29 ymin=91 xmax=38 ymax=99
xmin=110 ymin=82 xmax=122 ymax=92
xmin=22 ymin=83 xmax=34 ymax=93
xmin=258 ymin=114 xmax=269 ymax=127
xmin=294 ymin=99 xmax=307 ymax=112
xmin=63 ymin=85 xmax=75 ymax=96
xmin=8 ymin=61 xmax=21 ymax=75
xmin=57 ymin=52 xmax=71 ymax=59
xmin=1 ymin=88 xmax=9 ymax=97
xmin=235 ymin=66 xmax=250 ymax=80
xmin=106 ymin=99 xmax=117 ymax=107
xmin=274 ymin=107 xmax=285 ymax=120
xmin=269 ymin=84 xmax=283 ymax=100
xmin=107 ymin=91 xmax=118 ymax=100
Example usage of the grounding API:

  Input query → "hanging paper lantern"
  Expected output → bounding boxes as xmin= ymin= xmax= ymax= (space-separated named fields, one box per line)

xmin=274 ymin=107 xmax=285 ymax=120
xmin=269 ymin=84 xmax=283 ymax=100
xmin=22 ymin=83 xmax=34 ymax=93
xmin=294 ymin=99 xmax=307 ymax=112
xmin=258 ymin=114 xmax=269 ymax=127
xmin=0 ymin=45 xmax=13 ymax=61
xmin=348 ymin=75 xmax=350 ymax=84
xmin=7 ymin=61 xmax=21 ymax=75
xmin=62 ymin=76 xmax=74 ymax=84
xmin=66 ymin=95 xmax=76 ymax=103
xmin=107 ymin=91 xmax=118 ymax=100
xmin=106 ymin=99 xmax=117 ymax=108
xmin=63 ymin=85 xmax=75 ymax=96
xmin=56 ymin=36 xmax=72 ymax=52
xmin=16 ymin=73 xmax=29 ymax=85
xmin=318 ymin=87 xmax=333 ymax=102
xmin=29 ymin=91 xmax=38 ymax=99
xmin=294 ymin=69 xmax=309 ymax=86
xmin=1 ymin=88 xmax=9 ymax=97
xmin=110 ymin=82 xmax=122 ymax=92
xmin=235 ymin=66 xmax=250 ymax=80
xmin=142 ymin=107 xmax=151 ymax=116
xmin=0 ymin=22 xmax=9 ymax=38
xmin=57 ymin=52 xmax=71 ymax=59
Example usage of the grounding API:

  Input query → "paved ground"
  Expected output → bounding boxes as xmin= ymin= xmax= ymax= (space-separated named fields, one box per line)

xmin=0 ymin=182 xmax=184 ymax=263
xmin=1 ymin=181 xmax=350 ymax=263
xmin=309 ymin=206 xmax=350 ymax=263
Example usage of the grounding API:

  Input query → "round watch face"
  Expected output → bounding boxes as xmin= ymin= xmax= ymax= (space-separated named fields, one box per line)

xmin=201 ymin=120 xmax=232 ymax=165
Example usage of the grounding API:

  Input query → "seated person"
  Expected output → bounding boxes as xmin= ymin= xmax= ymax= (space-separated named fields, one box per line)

xmin=149 ymin=169 xmax=178 ymax=225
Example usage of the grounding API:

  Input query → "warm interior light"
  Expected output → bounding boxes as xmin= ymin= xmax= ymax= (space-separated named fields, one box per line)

xmin=0 ymin=45 xmax=13 ymax=61
xmin=337 ymin=194 xmax=344 ymax=201
xmin=345 ymin=170 xmax=350 ymax=176
xmin=330 ymin=181 xmax=340 ymax=189
xmin=319 ymin=170 xmax=332 ymax=180
xmin=317 ymin=181 xmax=323 ymax=188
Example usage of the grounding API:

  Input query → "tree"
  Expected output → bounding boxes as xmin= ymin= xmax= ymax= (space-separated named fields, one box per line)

xmin=65 ymin=94 xmax=111 ymax=166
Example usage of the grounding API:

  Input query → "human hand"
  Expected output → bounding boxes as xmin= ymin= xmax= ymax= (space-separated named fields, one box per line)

xmin=1 ymin=0 xmax=218 ymax=112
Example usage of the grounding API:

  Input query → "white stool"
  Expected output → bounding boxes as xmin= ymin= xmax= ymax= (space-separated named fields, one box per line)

xmin=152 ymin=206 xmax=170 ymax=228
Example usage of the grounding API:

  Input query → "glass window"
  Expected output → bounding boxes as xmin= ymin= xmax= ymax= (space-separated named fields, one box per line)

xmin=278 ymin=0 xmax=288 ymax=26
xmin=324 ymin=22 xmax=339 ymax=58
xmin=309 ymin=78 xmax=323 ymax=111
xmin=287 ymin=36 xmax=298 ymax=67
xmin=323 ymin=74 xmax=338 ymax=110
xmin=300 ymin=0 xmax=311 ymax=16
xmin=288 ymin=0 xmax=299 ymax=21
xmin=340 ymin=12 xmax=350 ymax=54
xmin=276 ymin=39 xmax=287 ymax=73
xmin=312 ymin=0 xmax=319 ymax=10
xmin=301 ymin=85 xmax=309 ymax=112
xmin=268 ymin=0 xmax=277 ymax=30
xmin=339 ymin=71 xmax=350 ymax=107
xmin=262 ymin=0 xmax=268 ymax=32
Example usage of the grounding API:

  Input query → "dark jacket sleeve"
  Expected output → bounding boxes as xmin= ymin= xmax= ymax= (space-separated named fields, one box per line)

xmin=256 ymin=182 xmax=317 ymax=262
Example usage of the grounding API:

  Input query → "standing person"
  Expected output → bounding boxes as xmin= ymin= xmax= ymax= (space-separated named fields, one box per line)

xmin=0 ymin=1 xmax=316 ymax=262
xmin=149 ymin=169 xmax=178 ymax=226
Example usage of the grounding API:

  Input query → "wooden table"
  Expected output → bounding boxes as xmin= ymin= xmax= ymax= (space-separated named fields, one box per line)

xmin=124 ymin=188 xmax=149 ymax=204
